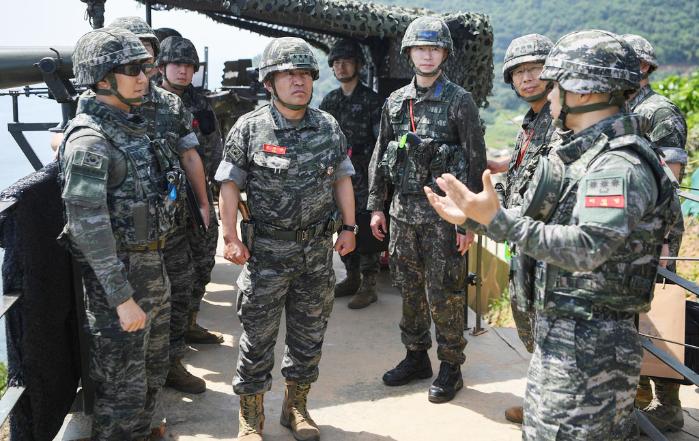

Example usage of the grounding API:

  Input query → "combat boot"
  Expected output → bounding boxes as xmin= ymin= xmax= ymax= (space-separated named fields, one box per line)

xmin=237 ymin=393 xmax=265 ymax=441
xmin=280 ymin=381 xmax=320 ymax=441
xmin=348 ymin=272 xmax=377 ymax=309
xmin=643 ymin=382 xmax=684 ymax=432
xmin=382 ymin=350 xmax=433 ymax=386
xmin=165 ymin=358 xmax=206 ymax=394
xmin=334 ymin=269 xmax=360 ymax=298
xmin=504 ymin=405 xmax=523 ymax=424
xmin=428 ymin=361 xmax=463 ymax=403
xmin=635 ymin=375 xmax=653 ymax=409
xmin=185 ymin=311 xmax=224 ymax=344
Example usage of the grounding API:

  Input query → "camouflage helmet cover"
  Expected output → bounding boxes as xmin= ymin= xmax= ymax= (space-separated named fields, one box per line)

xmin=108 ymin=16 xmax=159 ymax=56
xmin=620 ymin=34 xmax=658 ymax=71
xmin=154 ymin=27 xmax=182 ymax=43
xmin=401 ymin=16 xmax=454 ymax=56
xmin=72 ymin=27 xmax=150 ymax=86
xmin=539 ymin=29 xmax=641 ymax=94
xmin=327 ymin=39 xmax=364 ymax=67
xmin=258 ymin=37 xmax=319 ymax=82
xmin=502 ymin=34 xmax=554 ymax=84
xmin=158 ymin=36 xmax=200 ymax=69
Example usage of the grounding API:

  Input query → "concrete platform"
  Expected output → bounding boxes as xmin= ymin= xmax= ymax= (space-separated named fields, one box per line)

xmin=58 ymin=248 xmax=699 ymax=440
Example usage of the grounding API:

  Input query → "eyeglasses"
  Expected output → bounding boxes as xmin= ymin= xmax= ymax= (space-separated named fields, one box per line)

xmin=112 ymin=63 xmax=155 ymax=76
xmin=511 ymin=65 xmax=543 ymax=81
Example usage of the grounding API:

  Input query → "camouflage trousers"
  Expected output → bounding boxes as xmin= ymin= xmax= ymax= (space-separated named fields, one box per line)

xmin=163 ymin=229 xmax=194 ymax=362
xmin=523 ymin=314 xmax=641 ymax=441
xmin=389 ymin=217 xmax=467 ymax=365
xmin=340 ymin=248 xmax=379 ymax=274
xmin=188 ymin=202 xmax=219 ymax=312
xmin=233 ymin=235 xmax=335 ymax=395
xmin=509 ymin=252 xmax=536 ymax=353
xmin=82 ymin=251 xmax=171 ymax=441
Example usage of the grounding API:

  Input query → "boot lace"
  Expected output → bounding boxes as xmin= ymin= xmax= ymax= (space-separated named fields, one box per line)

xmin=291 ymin=383 xmax=312 ymax=423
xmin=239 ymin=395 xmax=262 ymax=435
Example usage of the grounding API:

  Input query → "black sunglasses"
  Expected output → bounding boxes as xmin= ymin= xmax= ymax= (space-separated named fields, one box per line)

xmin=112 ymin=63 xmax=155 ymax=76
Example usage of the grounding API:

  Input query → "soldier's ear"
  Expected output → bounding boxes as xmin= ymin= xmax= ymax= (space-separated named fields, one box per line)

xmin=263 ymin=78 xmax=274 ymax=94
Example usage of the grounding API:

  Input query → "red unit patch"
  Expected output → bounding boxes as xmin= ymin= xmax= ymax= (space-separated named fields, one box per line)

xmin=263 ymin=144 xmax=287 ymax=155
xmin=585 ymin=195 xmax=625 ymax=208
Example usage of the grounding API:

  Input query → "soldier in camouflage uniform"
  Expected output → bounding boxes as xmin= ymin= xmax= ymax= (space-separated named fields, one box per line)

xmin=157 ymin=36 xmax=225 ymax=345
xmin=319 ymin=39 xmax=383 ymax=309
xmin=367 ymin=16 xmax=487 ymax=403
xmin=622 ymin=33 xmax=689 ymax=432
xmin=59 ymin=28 xmax=174 ymax=440
xmin=494 ymin=33 xmax=559 ymax=425
xmin=108 ymin=16 xmax=210 ymax=395
xmin=426 ymin=29 xmax=679 ymax=440
xmin=215 ymin=37 xmax=356 ymax=441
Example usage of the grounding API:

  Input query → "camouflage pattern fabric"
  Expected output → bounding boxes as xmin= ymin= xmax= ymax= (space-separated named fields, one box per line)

xmin=504 ymin=103 xmax=559 ymax=352
xmin=627 ymin=83 xmax=688 ymax=274
xmin=367 ymin=73 xmax=485 ymax=365
xmin=326 ymin=39 xmax=364 ymax=66
xmin=180 ymin=84 xmax=223 ymax=310
xmin=389 ymin=218 xmax=466 ymax=364
xmin=320 ymin=82 xmax=382 ymax=270
xmin=107 ymin=16 xmax=160 ymax=56
xmin=59 ymin=96 xmax=174 ymax=439
xmin=258 ymin=36 xmax=319 ymax=82
xmin=400 ymin=16 xmax=454 ymax=55
xmin=215 ymin=102 xmax=353 ymax=394
xmin=502 ymin=34 xmax=553 ymax=84
xmin=523 ymin=313 xmax=641 ymax=440
xmin=484 ymin=112 xmax=677 ymax=438
xmin=157 ymin=36 xmax=199 ymax=68
xmin=621 ymin=34 xmax=658 ymax=70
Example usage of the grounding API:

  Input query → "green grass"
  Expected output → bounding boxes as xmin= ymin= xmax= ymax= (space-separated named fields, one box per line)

xmin=483 ymin=108 xmax=523 ymax=152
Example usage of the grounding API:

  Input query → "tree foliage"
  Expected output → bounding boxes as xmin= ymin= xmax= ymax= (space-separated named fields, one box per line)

xmin=653 ymin=71 xmax=699 ymax=154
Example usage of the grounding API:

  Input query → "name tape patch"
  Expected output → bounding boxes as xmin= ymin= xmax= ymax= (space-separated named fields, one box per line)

xmin=263 ymin=144 xmax=287 ymax=155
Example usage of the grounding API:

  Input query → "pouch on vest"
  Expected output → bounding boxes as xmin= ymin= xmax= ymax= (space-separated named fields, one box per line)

xmin=193 ymin=109 xmax=217 ymax=135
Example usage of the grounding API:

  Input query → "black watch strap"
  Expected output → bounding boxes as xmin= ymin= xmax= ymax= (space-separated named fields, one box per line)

xmin=340 ymin=224 xmax=358 ymax=234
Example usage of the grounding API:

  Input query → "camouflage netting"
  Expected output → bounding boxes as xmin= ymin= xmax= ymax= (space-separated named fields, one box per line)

xmin=124 ymin=0 xmax=493 ymax=106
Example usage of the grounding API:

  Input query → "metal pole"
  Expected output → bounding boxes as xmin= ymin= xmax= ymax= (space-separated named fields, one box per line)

xmin=471 ymin=235 xmax=487 ymax=336
xmin=145 ymin=0 xmax=152 ymax=26
xmin=11 ymin=94 xmax=19 ymax=123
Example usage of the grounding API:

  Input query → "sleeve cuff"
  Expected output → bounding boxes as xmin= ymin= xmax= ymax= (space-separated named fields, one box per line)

xmin=483 ymin=208 xmax=513 ymax=242
xmin=176 ymin=132 xmax=200 ymax=153
xmin=460 ymin=219 xmax=487 ymax=235
xmin=107 ymin=282 xmax=135 ymax=308
xmin=335 ymin=156 xmax=355 ymax=179
xmin=214 ymin=160 xmax=247 ymax=188
xmin=660 ymin=147 xmax=688 ymax=166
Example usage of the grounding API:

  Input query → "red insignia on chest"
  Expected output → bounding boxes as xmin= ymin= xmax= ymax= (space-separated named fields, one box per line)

xmin=192 ymin=119 xmax=200 ymax=129
xmin=263 ymin=144 xmax=287 ymax=155
xmin=585 ymin=195 xmax=625 ymax=208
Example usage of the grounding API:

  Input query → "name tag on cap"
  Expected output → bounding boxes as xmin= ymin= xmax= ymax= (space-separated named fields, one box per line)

xmin=263 ymin=144 xmax=287 ymax=155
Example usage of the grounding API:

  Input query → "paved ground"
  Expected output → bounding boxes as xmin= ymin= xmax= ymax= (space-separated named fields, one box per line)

xmin=58 ymin=246 xmax=699 ymax=440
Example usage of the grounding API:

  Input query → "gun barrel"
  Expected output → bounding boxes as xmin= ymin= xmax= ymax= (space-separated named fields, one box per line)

xmin=0 ymin=46 xmax=74 ymax=89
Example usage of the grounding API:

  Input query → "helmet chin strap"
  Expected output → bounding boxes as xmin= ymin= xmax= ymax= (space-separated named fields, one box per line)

xmin=95 ymin=72 xmax=143 ymax=107
xmin=270 ymin=83 xmax=312 ymax=111
xmin=553 ymin=84 xmax=625 ymax=130
xmin=412 ymin=63 xmax=441 ymax=77
xmin=521 ymin=82 xmax=553 ymax=103
xmin=336 ymin=72 xmax=358 ymax=83
xmin=163 ymin=70 xmax=188 ymax=91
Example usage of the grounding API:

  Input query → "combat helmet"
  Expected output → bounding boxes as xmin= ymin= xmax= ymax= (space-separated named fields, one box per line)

xmin=401 ymin=16 xmax=453 ymax=76
xmin=503 ymin=34 xmax=553 ymax=84
xmin=258 ymin=37 xmax=319 ymax=82
xmin=72 ymin=27 xmax=150 ymax=105
xmin=327 ymin=39 xmax=364 ymax=67
xmin=158 ymin=36 xmax=200 ymax=70
xmin=109 ymin=16 xmax=160 ymax=57
xmin=620 ymin=34 xmax=658 ymax=76
xmin=540 ymin=29 xmax=640 ymax=127
xmin=154 ymin=27 xmax=182 ymax=43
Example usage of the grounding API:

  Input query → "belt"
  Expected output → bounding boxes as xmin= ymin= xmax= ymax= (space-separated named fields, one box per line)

xmin=122 ymin=237 xmax=166 ymax=252
xmin=254 ymin=219 xmax=333 ymax=244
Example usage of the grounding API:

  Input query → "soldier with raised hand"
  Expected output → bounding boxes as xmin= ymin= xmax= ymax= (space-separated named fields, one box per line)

xmin=622 ymin=33 xmax=689 ymax=433
xmin=157 ymin=37 xmax=225 ymax=346
xmin=59 ymin=28 xmax=175 ymax=439
xmin=495 ymin=33 xmax=559 ymax=425
xmin=367 ymin=16 xmax=486 ymax=403
xmin=426 ymin=30 xmax=678 ymax=439
xmin=215 ymin=37 xmax=356 ymax=441
xmin=108 ymin=16 xmax=210 ymax=395
xmin=319 ymin=39 xmax=383 ymax=309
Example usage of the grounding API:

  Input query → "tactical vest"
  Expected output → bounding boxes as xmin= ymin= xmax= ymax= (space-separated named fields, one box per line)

xmin=380 ymin=80 xmax=465 ymax=194
xmin=528 ymin=133 xmax=676 ymax=318
xmin=321 ymin=87 xmax=376 ymax=156
xmin=61 ymin=113 xmax=177 ymax=249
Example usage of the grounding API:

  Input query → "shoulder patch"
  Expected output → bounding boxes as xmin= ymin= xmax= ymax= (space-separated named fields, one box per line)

xmin=72 ymin=150 xmax=105 ymax=169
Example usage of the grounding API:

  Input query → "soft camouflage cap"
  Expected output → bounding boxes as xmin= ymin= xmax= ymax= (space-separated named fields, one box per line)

xmin=108 ymin=16 xmax=159 ymax=57
xmin=401 ymin=16 xmax=454 ymax=57
xmin=258 ymin=37 xmax=319 ymax=82
xmin=621 ymin=34 xmax=658 ymax=72
xmin=154 ymin=27 xmax=182 ymax=43
xmin=72 ymin=27 xmax=150 ymax=86
xmin=540 ymin=29 xmax=641 ymax=94
xmin=327 ymin=39 xmax=364 ymax=67
xmin=502 ymin=34 xmax=554 ymax=84
xmin=158 ymin=36 xmax=199 ymax=69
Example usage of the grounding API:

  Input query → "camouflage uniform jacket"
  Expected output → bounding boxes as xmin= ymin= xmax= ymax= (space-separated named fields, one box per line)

xmin=504 ymin=102 xmax=559 ymax=210
xmin=319 ymin=82 xmax=382 ymax=211
xmin=485 ymin=113 xmax=677 ymax=317
xmin=367 ymin=73 xmax=486 ymax=223
xmin=60 ymin=96 xmax=175 ymax=307
xmin=180 ymin=84 xmax=224 ymax=179
xmin=215 ymin=103 xmax=354 ymax=229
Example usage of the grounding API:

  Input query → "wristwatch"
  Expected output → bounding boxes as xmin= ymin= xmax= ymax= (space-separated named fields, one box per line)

xmin=340 ymin=224 xmax=359 ymax=235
